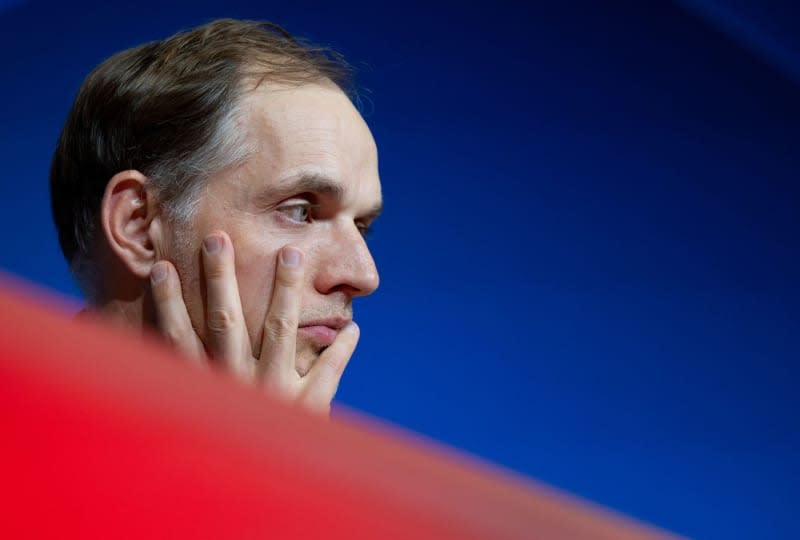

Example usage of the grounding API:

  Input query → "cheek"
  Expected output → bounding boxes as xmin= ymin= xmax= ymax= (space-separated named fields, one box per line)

xmin=232 ymin=237 xmax=281 ymax=341
xmin=233 ymin=225 xmax=329 ymax=307
xmin=294 ymin=235 xmax=329 ymax=278
xmin=172 ymin=215 xmax=326 ymax=352
xmin=233 ymin=233 xmax=326 ymax=355
xmin=170 ymin=236 xmax=205 ymax=335
xmin=170 ymin=224 xmax=282 ymax=346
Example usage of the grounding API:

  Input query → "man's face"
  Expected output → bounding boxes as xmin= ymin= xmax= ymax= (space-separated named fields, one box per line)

xmin=164 ymin=82 xmax=382 ymax=375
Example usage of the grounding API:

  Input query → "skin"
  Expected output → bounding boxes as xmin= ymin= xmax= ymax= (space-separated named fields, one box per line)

xmin=99 ymin=81 xmax=382 ymax=415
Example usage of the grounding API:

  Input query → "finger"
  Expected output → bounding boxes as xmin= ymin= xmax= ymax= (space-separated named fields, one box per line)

xmin=258 ymin=246 xmax=304 ymax=388
xmin=300 ymin=321 xmax=359 ymax=414
xmin=149 ymin=261 xmax=206 ymax=361
xmin=202 ymin=231 xmax=250 ymax=375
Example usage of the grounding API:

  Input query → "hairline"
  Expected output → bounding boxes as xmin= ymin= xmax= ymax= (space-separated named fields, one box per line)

xmin=77 ymin=74 xmax=350 ymax=305
xmin=164 ymin=75 xmax=348 ymax=224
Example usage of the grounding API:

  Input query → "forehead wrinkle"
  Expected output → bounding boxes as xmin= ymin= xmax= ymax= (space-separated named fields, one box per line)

xmin=241 ymin=84 xmax=380 ymax=211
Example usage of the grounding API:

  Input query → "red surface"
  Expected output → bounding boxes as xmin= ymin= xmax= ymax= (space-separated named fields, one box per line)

xmin=0 ymin=280 xmax=677 ymax=539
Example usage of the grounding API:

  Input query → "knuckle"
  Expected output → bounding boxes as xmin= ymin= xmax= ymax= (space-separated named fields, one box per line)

xmin=207 ymin=308 xmax=237 ymax=333
xmin=323 ymin=352 xmax=346 ymax=374
xmin=163 ymin=327 xmax=186 ymax=346
xmin=299 ymin=386 xmax=336 ymax=414
xmin=204 ymin=264 xmax=227 ymax=280
xmin=264 ymin=314 xmax=295 ymax=342
xmin=262 ymin=371 xmax=297 ymax=398
xmin=275 ymin=265 xmax=302 ymax=288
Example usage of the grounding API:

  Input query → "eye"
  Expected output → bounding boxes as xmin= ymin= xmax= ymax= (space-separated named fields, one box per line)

xmin=277 ymin=202 xmax=312 ymax=223
xmin=356 ymin=222 xmax=374 ymax=238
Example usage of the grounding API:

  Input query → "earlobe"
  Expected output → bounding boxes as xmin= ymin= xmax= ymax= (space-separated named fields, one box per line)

xmin=101 ymin=170 xmax=163 ymax=279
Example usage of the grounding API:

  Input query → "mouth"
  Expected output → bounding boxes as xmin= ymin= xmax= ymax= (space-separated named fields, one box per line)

xmin=297 ymin=317 xmax=350 ymax=347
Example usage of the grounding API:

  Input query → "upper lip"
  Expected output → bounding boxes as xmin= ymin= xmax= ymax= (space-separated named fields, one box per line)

xmin=298 ymin=316 xmax=350 ymax=330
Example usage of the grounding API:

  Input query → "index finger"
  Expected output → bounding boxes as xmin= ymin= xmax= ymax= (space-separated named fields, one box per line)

xmin=257 ymin=246 xmax=305 ymax=389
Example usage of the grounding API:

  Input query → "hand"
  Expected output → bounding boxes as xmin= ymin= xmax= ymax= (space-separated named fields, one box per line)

xmin=148 ymin=231 xmax=359 ymax=415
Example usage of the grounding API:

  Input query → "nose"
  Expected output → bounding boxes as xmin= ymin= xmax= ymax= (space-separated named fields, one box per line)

xmin=313 ymin=220 xmax=380 ymax=298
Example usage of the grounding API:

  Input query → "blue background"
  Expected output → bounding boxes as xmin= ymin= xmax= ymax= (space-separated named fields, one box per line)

xmin=1 ymin=1 xmax=797 ymax=538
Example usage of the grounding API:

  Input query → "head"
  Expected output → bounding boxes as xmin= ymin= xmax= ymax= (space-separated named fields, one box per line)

xmin=50 ymin=19 xmax=381 ymax=372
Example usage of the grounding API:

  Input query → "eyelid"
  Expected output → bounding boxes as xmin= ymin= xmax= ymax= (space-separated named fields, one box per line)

xmin=356 ymin=219 xmax=375 ymax=238
xmin=276 ymin=198 xmax=315 ymax=223
xmin=276 ymin=197 xmax=316 ymax=212
xmin=277 ymin=195 xmax=314 ymax=207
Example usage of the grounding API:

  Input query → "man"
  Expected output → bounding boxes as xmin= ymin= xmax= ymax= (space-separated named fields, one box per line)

xmin=49 ymin=19 xmax=382 ymax=415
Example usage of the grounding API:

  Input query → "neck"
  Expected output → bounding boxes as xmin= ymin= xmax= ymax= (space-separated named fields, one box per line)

xmin=87 ymin=288 xmax=156 ymax=335
xmin=81 ymin=246 xmax=156 ymax=332
xmin=98 ymin=299 xmax=143 ymax=329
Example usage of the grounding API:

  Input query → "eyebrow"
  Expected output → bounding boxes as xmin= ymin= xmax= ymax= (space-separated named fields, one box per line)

xmin=271 ymin=172 xmax=384 ymax=220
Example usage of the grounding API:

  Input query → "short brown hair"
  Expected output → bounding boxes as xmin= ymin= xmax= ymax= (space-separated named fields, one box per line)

xmin=50 ymin=18 xmax=353 ymax=301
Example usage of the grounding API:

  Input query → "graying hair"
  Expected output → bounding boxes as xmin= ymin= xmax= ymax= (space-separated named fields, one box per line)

xmin=50 ymin=19 xmax=354 ymax=303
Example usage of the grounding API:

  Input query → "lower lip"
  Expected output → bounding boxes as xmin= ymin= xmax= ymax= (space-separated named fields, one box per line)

xmin=298 ymin=325 xmax=339 ymax=347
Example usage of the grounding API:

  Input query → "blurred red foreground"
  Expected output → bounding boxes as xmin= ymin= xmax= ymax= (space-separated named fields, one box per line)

xmin=0 ymin=280 xmax=677 ymax=539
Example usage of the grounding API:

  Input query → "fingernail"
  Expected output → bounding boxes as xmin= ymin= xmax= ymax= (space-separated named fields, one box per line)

xmin=281 ymin=247 xmax=302 ymax=267
xmin=204 ymin=235 xmax=222 ymax=253
xmin=151 ymin=263 xmax=167 ymax=284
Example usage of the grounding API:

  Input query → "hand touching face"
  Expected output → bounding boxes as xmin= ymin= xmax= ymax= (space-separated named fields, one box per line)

xmin=150 ymin=233 xmax=361 ymax=416
xmin=150 ymin=83 xmax=382 ymax=412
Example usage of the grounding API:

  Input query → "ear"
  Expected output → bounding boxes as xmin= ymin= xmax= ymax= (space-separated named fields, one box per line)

xmin=100 ymin=170 xmax=164 ymax=279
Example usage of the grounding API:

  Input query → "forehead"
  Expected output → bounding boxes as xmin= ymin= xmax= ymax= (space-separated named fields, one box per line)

xmin=236 ymin=82 xmax=381 ymax=205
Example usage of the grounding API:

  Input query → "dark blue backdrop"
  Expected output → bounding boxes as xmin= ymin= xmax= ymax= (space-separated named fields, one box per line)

xmin=1 ymin=1 xmax=797 ymax=538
